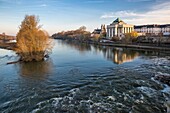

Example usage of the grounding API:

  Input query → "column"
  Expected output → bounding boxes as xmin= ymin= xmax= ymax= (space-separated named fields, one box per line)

xmin=110 ymin=28 xmax=112 ymax=37
xmin=112 ymin=28 xmax=114 ymax=36
xmin=109 ymin=28 xmax=111 ymax=38
xmin=117 ymin=28 xmax=119 ymax=37
xmin=107 ymin=28 xmax=109 ymax=37
xmin=109 ymin=28 xmax=111 ymax=37
xmin=115 ymin=27 xmax=117 ymax=36
xmin=108 ymin=29 xmax=110 ymax=37
xmin=132 ymin=27 xmax=134 ymax=31
xmin=129 ymin=27 xmax=131 ymax=33
xmin=111 ymin=28 xmax=113 ymax=37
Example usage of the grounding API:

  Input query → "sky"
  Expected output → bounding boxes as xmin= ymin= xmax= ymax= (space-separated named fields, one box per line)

xmin=0 ymin=0 xmax=170 ymax=36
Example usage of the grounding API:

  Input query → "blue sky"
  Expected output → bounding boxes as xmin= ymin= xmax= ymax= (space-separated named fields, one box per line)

xmin=0 ymin=0 xmax=170 ymax=35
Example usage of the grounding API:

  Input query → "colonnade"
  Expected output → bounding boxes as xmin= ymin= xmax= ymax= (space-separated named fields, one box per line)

xmin=107 ymin=27 xmax=134 ymax=38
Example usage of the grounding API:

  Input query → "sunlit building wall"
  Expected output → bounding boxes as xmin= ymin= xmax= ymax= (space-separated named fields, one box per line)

xmin=134 ymin=24 xmax=170 ymax=36
xmin=107 ymin=18 xmax=134 ymax=39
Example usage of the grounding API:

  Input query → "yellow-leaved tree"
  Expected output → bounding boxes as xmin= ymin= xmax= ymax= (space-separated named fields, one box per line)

xmin=123 ymin=31 xmax=138 ymax=43
xmin=16 ymin=15 xmax=52 ymax=62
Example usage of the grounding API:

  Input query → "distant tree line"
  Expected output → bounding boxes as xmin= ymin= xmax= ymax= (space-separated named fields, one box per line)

xmin=51 ymin=26 xmax=91 ymax=42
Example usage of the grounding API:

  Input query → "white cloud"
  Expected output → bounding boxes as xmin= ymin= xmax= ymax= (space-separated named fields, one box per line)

xmin=101 ymin=1 xmax=170 ymax=25
xmin=40 ymin=4 xmax=47 ymax=7
xmin=101 ymin=10 xmax=142 ymax=19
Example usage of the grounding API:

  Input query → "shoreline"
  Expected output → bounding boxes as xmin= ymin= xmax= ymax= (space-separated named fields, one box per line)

xmin=1 ymin=39 xmax=170 ymax=51
xmin=98 ymin=43 xmax=170 ymax=51
xmin=0 ymin=42 xmax=16 ymax=50
xmin=56 ymin=38 xmax=170 ymax=51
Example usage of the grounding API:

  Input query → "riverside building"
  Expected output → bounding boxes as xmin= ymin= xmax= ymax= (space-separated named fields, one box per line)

xmin=106 ymin=18 xmax=134 ymax=39
xmin=134 ymin=24 xmax=170 ymax=36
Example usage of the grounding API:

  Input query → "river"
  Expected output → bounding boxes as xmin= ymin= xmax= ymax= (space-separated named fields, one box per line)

xmin=0 ymin=40 xmax=170 ymax=113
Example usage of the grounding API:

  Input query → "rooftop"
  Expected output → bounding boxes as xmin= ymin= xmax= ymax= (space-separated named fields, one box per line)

xmin=110 ymin=18 xmax=127 ymax=25
xmin=92 ymin=28 xmax=101 ymax=34
xmin=113 ymin=18 xmax=124 ymax=23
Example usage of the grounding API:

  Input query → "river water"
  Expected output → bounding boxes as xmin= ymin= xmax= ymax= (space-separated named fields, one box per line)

xmin=0 ymin=40 xmax=170 ymax=113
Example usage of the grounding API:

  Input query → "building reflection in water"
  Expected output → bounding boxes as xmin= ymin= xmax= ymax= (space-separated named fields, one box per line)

xmin=105 ymin=48 xmax=139 ymax=64
xmin=93 ymin=45 xmax=139 ymax=64
xmin=17 ymin=59 xmax=53 ymax=80
xmin=60 ymin=40 xmax=139 ymax=64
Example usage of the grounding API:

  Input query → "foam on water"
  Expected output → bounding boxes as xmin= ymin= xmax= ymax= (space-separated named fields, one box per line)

xmin=162 ymin=85 xmax=170 ymax=94
xmin=137 ymin=86 xmax=157 ymax=97
xmin=107 ymin=96 xmax=116 ymax=101
xmin=156 ymin=72 xmax=170 ymax=76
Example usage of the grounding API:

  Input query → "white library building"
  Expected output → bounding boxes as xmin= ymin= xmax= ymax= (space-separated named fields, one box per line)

xmin=107 ymin=18 xmax=134 ymax=39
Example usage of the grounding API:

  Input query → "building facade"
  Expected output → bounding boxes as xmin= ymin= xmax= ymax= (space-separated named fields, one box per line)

xmin=91 ymin=25 xmax=106 ymax=37
xmin=92 ymin=25 xmax=106 ymax=35
xmin=107 ymin=18 xmax=134 ymax=39
xmin=134 ymin=24 xmax=170 ymax=36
